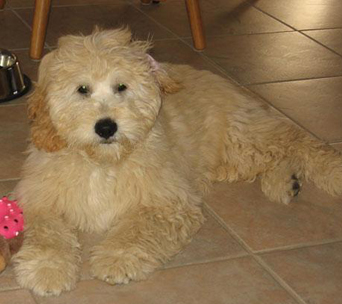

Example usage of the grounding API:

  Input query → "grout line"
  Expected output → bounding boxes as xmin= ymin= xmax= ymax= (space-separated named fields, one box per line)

xmin=6 ymin=47 xmax=30 ymax=52
xmin=247 ymin=1 xmax=298 ymax=32
xmin=203 ymin=203 xmax=308 ymax=304
xmin=203 ymin=203 xmax=254 ymax=252
xmin=302 ymin=27 xmax=342 ymax=32
xmin=0 ymin=286 xmax=22 ymax=293
xmin=0 ymin=178 xmax=20 ymax=183
xmin=253 ymin=256 xmax=308 ymax=304
xmin=299 ymin=31 xmax=342 ymax=58
xmin=3 ymin=6 xmax=34 ymax=9
xmin=248 ymin=0 xmax=342 ymax=60
xmin=162 ymin=253 xmax=249 ymax=271
xmin=244 ymin=74 xmax=342 ymax=86
xmin=10 ymin=7 xmax=33 ymax=31
xmin=254 ymin=239 xmax=342 ymax=255
xmin=0 ymin=102 xmax=27 ymax=108
xmin=175 ymin=30 xmax=296 ymax=39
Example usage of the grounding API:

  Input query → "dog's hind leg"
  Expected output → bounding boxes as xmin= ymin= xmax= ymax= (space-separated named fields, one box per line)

xmin=296 ymin=137 xmax=342 ymax=197
xmin=261 ymin=127 xmax=342 ymax=203
xmin=225 ymin=106 xmax=342 ymax=203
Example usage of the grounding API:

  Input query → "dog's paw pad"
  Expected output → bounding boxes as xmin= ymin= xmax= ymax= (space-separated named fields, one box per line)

xmin=290 ymin=174 xmax=301 ymax=197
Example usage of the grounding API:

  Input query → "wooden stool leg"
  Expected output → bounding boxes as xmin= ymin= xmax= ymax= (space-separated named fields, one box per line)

xmin=185 ymin=0 xmax=206 ymax=50
xmin=0 ymin=0 xmax=6 ymax=10
xmin=30 ymin=0 xmax=52 ymax=60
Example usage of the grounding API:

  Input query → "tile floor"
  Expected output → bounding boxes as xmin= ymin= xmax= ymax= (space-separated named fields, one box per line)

xmin=0 ymin=0 xmax=342 ymax=303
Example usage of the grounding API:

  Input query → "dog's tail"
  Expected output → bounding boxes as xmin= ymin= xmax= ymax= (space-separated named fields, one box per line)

xmin=295 ymin=135 xmax=342 ymax=196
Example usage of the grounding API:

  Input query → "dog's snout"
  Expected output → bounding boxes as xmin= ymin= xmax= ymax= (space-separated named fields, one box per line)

xmin=95 ymin=118 xmax=117 ymax=139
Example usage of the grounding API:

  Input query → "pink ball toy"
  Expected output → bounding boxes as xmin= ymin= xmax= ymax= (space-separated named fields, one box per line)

xmin=0 ymin=197 xmax=24 ymax=239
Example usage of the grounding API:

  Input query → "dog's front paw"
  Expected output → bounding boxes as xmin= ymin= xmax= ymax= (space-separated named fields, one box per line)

xmin=90 ymin=246 xmax=158 ymax=285
xmin=14 ymin=250 xmax=79 ymax=296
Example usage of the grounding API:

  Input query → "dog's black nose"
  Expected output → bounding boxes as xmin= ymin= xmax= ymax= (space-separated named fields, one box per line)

xmin=95 ymin=118 xmax=117 ymax=139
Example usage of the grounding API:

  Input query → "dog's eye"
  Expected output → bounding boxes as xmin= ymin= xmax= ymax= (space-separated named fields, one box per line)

xmin=77 ymin=85 xmax=90 ymax=95
xmin=117 ymin=83 xmax=127 ymax=92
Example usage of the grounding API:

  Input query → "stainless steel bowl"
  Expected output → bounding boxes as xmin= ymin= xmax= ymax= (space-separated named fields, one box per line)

xmin=0 ymin=49 xmax=31 ymax=103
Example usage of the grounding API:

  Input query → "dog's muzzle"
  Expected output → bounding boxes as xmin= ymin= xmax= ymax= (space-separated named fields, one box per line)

xmin=95 ymin=118 xmax=117 ymax=140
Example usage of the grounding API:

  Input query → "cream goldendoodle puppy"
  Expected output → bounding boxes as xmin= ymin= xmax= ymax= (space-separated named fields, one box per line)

xmin=13 ymin=28 xmax=342 ymax=296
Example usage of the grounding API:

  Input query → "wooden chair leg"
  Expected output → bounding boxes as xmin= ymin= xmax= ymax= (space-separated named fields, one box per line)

xmin=30 ymin=0 xmax=52 ymax=60
xmin=185 ymin=0 xmax=206 ymax=50
xmin=0 ymin=0 xmax=6 ymax=10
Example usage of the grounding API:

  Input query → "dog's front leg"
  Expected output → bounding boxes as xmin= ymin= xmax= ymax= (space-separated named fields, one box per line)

xmin=13 ymin=214 xmax=81 ymax=296
xmin=90 ymin=203 xmax=204 ymax=285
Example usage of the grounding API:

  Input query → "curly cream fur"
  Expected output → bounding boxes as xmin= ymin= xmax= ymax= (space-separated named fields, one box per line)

xmin=13 ymin=28 xmax=342 ymax=296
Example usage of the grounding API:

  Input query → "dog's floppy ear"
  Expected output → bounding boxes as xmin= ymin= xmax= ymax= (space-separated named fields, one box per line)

xmin=27 ymin=51 xmax=67 ymax=152
xmin=147 ymin=55 xmax=182 ymax=94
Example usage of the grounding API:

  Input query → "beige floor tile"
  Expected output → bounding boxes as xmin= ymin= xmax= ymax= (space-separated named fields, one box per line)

xmin=17 ymin=4 xmax=175 ymax=48
xmin=249 ymin=77 xmax=342 ymax=142
xmin=78 ymin=211 xmax=247 ymax=280
xmin=254 ymin=0 xmax=342 ymax=30
xmin=0 ymin=180 xmax=19 ymax=196
xmin=136 ymin=0 xmax=291 ymax=37
xmin=0 ymin=95 xmax=30 ymax=108
xmin=262 ymin=242 xmax=342 ymax=304
xmin=34 ymin=258 xmax=297 ymax=304
xmin=202 ymin=32 xmax=342 ymax=84
xmin=0 ymin=289 xmax=37 ymax=304
xmin=206 ymin=181 xmax=342 ymax=252
xmin=0 ymin=10 xmax=31 ymax=50
xmin=165 ymin=211 xmax=247 ymax=268
xmin=0 ymin=105 xmax=29 ymax=180
xmin=151 ymin=40 xmax=225 ymax=76
xmin=304 ymin=29 xmax=342 ymax=56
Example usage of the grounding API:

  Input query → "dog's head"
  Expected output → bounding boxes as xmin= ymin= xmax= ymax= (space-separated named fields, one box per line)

xmin=28 ymin=28 xmax=181 ymax=160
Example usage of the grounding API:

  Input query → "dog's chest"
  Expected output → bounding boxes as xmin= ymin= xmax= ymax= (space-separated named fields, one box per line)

xmin=61 ymin=165 xmax=124 ymax=233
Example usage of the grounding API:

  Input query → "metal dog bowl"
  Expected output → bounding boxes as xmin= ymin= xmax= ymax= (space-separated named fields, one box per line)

xmin=0 ymin=49 xmax=31 ymax=103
